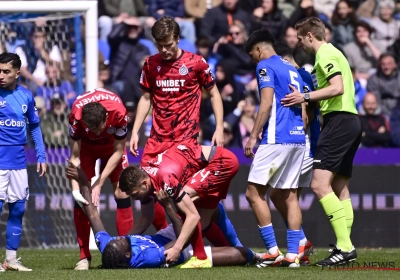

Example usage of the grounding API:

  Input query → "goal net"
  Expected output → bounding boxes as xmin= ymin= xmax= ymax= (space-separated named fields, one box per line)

xmin=0 ymin=1 xmax=98 ymax=249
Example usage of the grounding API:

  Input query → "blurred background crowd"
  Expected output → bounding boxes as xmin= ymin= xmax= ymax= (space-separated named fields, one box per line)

xmin=1 ymin=0 xmax=400 ymax=149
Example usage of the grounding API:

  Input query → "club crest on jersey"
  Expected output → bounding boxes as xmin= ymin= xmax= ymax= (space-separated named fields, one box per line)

xmin=107 ymin=126 xmax=116 ymax=134
xmin=179 ymin=64 xmax=188 ymax=76
xmin=22 ymin=104 xmax=27 ymax=113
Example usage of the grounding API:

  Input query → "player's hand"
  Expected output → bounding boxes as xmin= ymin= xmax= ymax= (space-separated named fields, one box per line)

xmin=281 ymin=85 xmax=304 ymax=107
xmin=91 ymin=179 xmax=102 ymax=207
xmin=66 ymin=159 xmax=79 ymax=180
xmin=211 ymin=129 xmax=224 ymax=147
xmin=37 ymin=162 xmax=47 ymax=177
xmin=164 ymin=246 xmax=181 ymax=263
xmin=154 ymin=190 xmax=172 ymax=208
xmin=130 ymin=132 xmax=139 ymax=157
xmin=244 ymin=136 xmax=257 ymax=158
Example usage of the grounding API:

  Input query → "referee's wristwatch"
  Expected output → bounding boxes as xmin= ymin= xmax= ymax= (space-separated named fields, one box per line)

xmin=304 ymin=92 xmax=310 ymax=102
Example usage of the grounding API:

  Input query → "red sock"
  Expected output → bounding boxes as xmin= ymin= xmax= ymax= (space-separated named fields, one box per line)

xmin=203 ymin=222 xmax=230 ymax=247
xmin=153 ymin=202 xmax=168 ymax=231
xmin=74 ymin=206 xmax=91 ymax=260
xmin=116 ymin=197 xmax=134 ymax=235
xmin=191 ymin=222 xmax=207 ymax=260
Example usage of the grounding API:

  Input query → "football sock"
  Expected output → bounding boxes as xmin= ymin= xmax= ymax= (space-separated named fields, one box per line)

xmin=341 ymin=198 xmax=354 ymax=236
xmin=284 ymin=220 xmax=307 ymax=245
xmin=245 ymin=247 xmax=255 ymax=264
xmin=202 ymin=222 xmax=230 ymax=247
xmin=74 ymin=203 xmax=91 ymax=260
xmin=115 ymin=197 xmax=133 ymax=235
xmin=0 ymin=200 xmax=3 ymax=215
xmin=320 ymin=192 xmax=352 ymax=251
xmin=153 ymin=202 xmax=168 ymax=231
xmin=217 ymin=202 xmax=243 ymax=247
xmin=286 ymin=229 xmax=301 ymax=258
xmin=191 ymin=222 xmax=208 ymax=260
xmin=259 ymin=224 xmax=278 ymax=253
xmin=6 ymin=200 xmax=25 ymax=261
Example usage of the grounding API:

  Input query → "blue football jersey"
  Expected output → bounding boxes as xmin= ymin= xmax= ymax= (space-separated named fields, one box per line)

xmin=297 ymin=68 xmax=320 ymax=157
xmin=0 ymin=85 xmax=40 ymax=169
xmin=256 ymin=55 xmax=305 ymax=144
xmin=95 ymin=231 xmax=167 ymax=268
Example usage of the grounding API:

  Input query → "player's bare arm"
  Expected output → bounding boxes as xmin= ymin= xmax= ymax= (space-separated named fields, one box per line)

xmin=281 ymin=75 xmax=344 ymax=106
xmin=130 ymin=91 xmax=151 ymax=156
xmin=207 ymin=86 xmax=224 ymax=146
xmin=69 ymin=138 xmax=88 ymax=206
xmin=164 ymin=192 xmax=200 ymax=263
xmin=155 ymin=190 xmax=183 ymax=237
xmin=91 ymin=137 xmax=126 ymax=206
xmin=66 ymin=161 xmax=106 ymax=234
xmin=129 ymin=199 xmax=155 ymax=235
xmin=245 ymin=87 xmax=274 ymax=158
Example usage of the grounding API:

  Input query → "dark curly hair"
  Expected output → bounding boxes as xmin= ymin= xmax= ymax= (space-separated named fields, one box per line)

xmin=101 ymin=243 xmax=130 ymax=269
xmin=119 ymin=166 xmax=145 ymax=194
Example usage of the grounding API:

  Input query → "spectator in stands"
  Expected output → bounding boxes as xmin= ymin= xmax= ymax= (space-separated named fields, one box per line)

xmin=359 ymin=92 xmax=391 ymax=147
xmin=324 ymin=22 xmax=345 ymax=54
xmin=195 ymin=36 xmax=218 ymax=74
xmin=367 ymin=52 xmax=400 ymax=117
xmin=238 ymin=0 xmax=263 ymax=15
xmin=40 ymin=94 xmax=70 ymax=148
xmin=388 ymin=30 xmax=400 ymax=63
xmin=287 ymin=0 xmax=319 ymax=28
xmin=283 ymin=26 xmax=314 ymax=69
xmin=238 ymin=94 xmax=257 ymax=148
xmin=107 ymin=16 xmax=150 ymax=97
xmin=369 ymin=0 xmax=400 ymax=52
xmin=15 ymin=26 xmax=62 ymax=93
xmin=184 ymin=0 xmax=222 ymax=35
xmin=252 ymin=0 xmax=288 ymax=40
xmin=343 ymin=21 xmax=381 ymax=81
xmin=213 ymin=20 xmax=254 ymax=83
xmin=99 ymin=0 xmax=156 ymax=41
xmin=313 ymin=0 xmax=339 ymax=19
xmin=330 ymin=0 xmax=358 ymax=49
xmin=36 ymin=64 xmax=76 ymax=110
xmin=390 ymin=101 xmax=400 ymax=147
xmin=147 ymin=0 xmax=196 ymax=43
xmin=352 ymin=67 xmax=367 ymax=112
xmin=200 ymin=0 xmax=252 ymax=45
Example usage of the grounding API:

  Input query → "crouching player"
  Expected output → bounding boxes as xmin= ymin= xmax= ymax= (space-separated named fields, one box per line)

xmin=119 ymin=145 xmax=243 ymax=267
xmin=66 ymin=161 xmax=257 ymax=268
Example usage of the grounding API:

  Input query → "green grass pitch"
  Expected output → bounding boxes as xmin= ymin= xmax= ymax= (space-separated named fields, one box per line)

xmin=2 ymin=248 xmax=400 ymax=279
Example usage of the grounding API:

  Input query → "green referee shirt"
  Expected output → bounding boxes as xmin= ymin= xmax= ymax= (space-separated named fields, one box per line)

xmin=311 ymin=43 xmax=358 ymax=115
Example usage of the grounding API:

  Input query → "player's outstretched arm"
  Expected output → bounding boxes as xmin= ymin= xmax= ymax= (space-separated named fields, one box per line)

xmin=69 ymin=139 xmax=88 ymax=206
xmin=129 ymin=199 xmax=155 ymax=235
xmin=207 ymin=86 xmax=224 ymax=146
xmin=130 ymin=92 xmax=151 ymax=156
xmin=66 ymin=160 xmax=106 ymax=235
xmin=155 ymin=190 xmax=183 ymax=237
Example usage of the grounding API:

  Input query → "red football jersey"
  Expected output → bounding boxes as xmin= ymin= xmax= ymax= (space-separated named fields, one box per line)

xmin=140 ymin=50 xmax=215 ymax=142
xmin=142 ymin=144 xmax=206 ymax=201
xmin=69 ymin=88 xmax=128 ymax=146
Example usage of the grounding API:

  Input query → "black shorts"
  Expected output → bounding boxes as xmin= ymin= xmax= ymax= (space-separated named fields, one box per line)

xmin=313 ymin=112 xmax=361 ymax=177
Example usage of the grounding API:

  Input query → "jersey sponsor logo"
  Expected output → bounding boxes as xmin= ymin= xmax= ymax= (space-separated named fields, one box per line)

xmin=0 ymin=119 xmax=25 ymax=127
xmin=325 ymin=63 xmax=334 ymax=72
xmin=107 ymin=126 xmax=116 ymax=134
xmin=303 ymin=85 xmax=310 ymax=93
xmin=179 ymin=64 xmax=188 ymax=75
xmin=290 ymin=126 xmax=305 ymax=135
xmin=164 ymin=184 xmax=175 ymax=197
xmin=260 ymin=76 xmax=270 ymax=82
xmin=22 ymin=104 xmax=27 ymax=113
xmin=204 ymin=67 xmax=215 ymax=80
xmin=177 ymin=145 xmax=187 ymax=151
xmin=156 ymin=79 xmax=186 ymax=92
xmin=0 ymin=101 xmax=6 ymax=108
xmin=259 ymin=68 xmax=267 ymax=77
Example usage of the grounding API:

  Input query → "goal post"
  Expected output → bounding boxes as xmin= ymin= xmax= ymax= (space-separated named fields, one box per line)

xmin=0 ymin=0 xmax=98 ymax=91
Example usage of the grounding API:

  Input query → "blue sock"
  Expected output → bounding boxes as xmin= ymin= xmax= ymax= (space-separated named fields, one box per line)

xmin=245 ymin=247 xmax=255 ymax=264
xmin=300 ymin=226 xmax=306 ymax=240
xmin=217 ymin=202 xmax=243 ymax=247
xmin=259 ymin=224 xmax=277 ymax=250
xmin=0 ymin=200 xmax=3 ymax=215
xmin=287 ymin=229 xmax=301 ymax=254
xmin=6 ymin=200 xmax=25 ymax=251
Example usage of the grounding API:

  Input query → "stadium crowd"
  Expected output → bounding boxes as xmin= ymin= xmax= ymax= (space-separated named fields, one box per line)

xmin=1 ymin=0 xmax=400 ymax=148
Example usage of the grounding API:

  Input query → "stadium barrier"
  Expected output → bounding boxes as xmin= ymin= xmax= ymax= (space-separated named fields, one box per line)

xmin=0 ymin=148 xmax=399 ymax=248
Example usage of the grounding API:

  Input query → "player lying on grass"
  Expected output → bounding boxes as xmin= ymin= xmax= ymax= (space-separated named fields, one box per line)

xmin=118 ymin=145 xmax=242 ymax=267
xmin=66 ymin=161 xmax=258 ymax=269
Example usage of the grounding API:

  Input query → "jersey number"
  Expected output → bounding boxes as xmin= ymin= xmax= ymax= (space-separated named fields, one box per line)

xmin=289 ymin=70 xmax=300 ymax=91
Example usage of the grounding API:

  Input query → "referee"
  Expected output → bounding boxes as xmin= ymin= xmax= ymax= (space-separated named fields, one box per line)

xmin=281 ymin=17 xmax=361 ymax=267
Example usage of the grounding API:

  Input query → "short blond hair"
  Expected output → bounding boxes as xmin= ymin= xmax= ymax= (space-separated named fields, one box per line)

xmin=295 ymin=17 xmax=326 ymax=41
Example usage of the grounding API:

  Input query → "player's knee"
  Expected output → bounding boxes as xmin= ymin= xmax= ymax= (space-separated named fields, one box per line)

xmin=8 ymin=200 xmax=25 ymax=222
xmin=245 ymin=186 xmax=260 ymax=204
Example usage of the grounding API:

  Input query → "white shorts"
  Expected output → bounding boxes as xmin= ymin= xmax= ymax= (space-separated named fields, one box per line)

xmin=0 ymin=169 xmax=29 ymax=203
xmin=298 ymin=155 xmax=313 ymax=188
xmin=248 ymin=144 xmax=305 ymax=189
xmin=156 ymin=224 xmax=213 ymax=265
